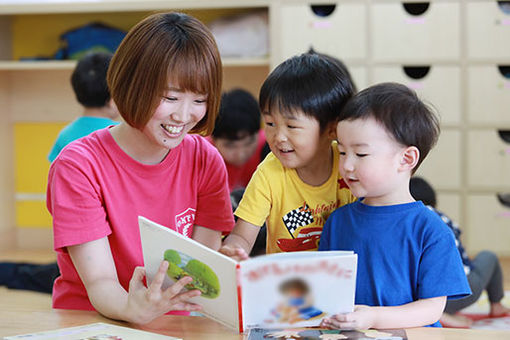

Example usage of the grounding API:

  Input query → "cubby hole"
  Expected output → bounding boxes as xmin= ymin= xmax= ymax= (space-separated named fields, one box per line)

xmin=498 ymin=1 xmax=510 ymax=15
xmin=497 ymin=193 xmax=510 ymax=208
xmin=403 ymin=66 xmax=430 ymax=80
xmin=498 ymin=65 xmax=510 ymax=79
xmin=310 ymin=4 xmax=336 ymax=17
xmin=402 ymin=2 xmax=430 ymax=16
xmin=498 ymin=130 xmax=510 ymax=143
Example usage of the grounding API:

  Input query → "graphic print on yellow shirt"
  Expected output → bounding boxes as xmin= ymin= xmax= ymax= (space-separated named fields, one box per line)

xmin=235 ymin=142 xmax=355 ymax=254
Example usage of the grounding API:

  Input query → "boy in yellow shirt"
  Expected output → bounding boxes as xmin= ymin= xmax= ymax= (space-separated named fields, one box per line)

xmin=220 ymin=53 xmax=356 ymax=258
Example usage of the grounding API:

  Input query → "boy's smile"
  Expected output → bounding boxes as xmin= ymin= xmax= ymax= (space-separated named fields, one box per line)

xmin=263 ymin=109 xmax=334 ymax=185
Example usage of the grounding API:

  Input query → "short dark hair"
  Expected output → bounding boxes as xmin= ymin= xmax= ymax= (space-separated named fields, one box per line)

xmin=212 ymin=88 xmax=261 ymax=140
xmin=107 ymin=12 xmax=222 ymax=134
xmin=259 ymin=53 xmax=354 ymax=132
xmin=339 ymin=82 xmax=440 ymax=172
xmin=410 ymin=176 xmax=437 ymax=208
xmin=71 ymin=52 xmax=112 ymax=108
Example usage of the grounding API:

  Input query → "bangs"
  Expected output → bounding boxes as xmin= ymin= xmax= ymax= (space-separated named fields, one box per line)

xmin=166 ymin=43 xmax=217 ymax=95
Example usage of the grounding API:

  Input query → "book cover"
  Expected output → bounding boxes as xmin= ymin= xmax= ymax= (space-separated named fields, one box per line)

xmin=139 ymin=216 xmax=357 ymax=333
xmin=247 ymin=327 xmax=408 ymax=340
xmin=3 ymin=322 xmax=180 ymax=340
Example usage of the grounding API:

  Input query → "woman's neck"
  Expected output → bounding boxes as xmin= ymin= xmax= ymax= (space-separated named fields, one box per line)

xmin=109 ymin=123 xmax=170 ymax=165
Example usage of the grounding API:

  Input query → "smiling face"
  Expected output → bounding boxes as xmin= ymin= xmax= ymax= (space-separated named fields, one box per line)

xmin=263 ymin=108 xmax=332 ymax=174
xmin=142 ymin=83 xmax=208 ymax=151
xmin=336 ymin=116 xmax=416 ymax=206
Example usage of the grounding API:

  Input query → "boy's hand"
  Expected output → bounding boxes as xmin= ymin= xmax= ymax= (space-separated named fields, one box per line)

xmin=320 ymin=305 xmax=375 ymax=330
xmin=218 ymin=245 xmax=250 ymax=262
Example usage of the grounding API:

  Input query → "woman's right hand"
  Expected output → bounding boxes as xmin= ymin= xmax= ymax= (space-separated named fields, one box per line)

xmin=126 ymin=260 xmax=202 ymax=324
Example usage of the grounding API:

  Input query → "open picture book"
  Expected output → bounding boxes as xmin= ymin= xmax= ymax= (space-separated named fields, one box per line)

xmin=139 ymin=216 xmax=357 ymax=333
xmin=3 ymin=322 xmax=179 ymax=340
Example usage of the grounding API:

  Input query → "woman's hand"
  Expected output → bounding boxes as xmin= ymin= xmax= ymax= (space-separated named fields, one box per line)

xmin=125 ymin=260 xmax=202 ymax=324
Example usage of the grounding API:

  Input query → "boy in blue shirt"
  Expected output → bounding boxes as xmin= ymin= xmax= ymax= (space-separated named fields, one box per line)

xmin=319 ymin=82 xmax=471 ymax=329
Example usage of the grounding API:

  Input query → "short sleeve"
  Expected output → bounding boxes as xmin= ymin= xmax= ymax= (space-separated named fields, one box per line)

xmin=47 ymin=156 xmax=111 ymax=251
xmin=318 ymin=214 xmax=333 ymax=251
xmin=195 ymin=141 xmax=235 ymax=232
xmin=234 ymin=163 xmax=272 ymax=227
xmin=418 ymin=224 xmax=471 ymax=300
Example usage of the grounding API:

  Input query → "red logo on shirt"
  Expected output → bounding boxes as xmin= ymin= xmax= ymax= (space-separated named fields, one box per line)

xmin=175 ymin=208 xmax=196 ymax=237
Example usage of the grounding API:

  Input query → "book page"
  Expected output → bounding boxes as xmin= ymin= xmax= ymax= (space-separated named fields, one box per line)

xmin=239 ymin=251 xmax=357 ymax=330
xmin=3 ymin=322 xmax=179 ymax=340
xmin=138 ymin=216 xmax=240 ymax=331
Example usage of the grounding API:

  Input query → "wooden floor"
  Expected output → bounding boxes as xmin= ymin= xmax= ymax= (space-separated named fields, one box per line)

xmin=2 ymin=248 xmax=510 ymax=290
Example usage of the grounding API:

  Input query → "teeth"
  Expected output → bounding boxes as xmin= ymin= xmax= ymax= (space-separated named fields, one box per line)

xmin=162 ymin=124 xmax=183 ymax=134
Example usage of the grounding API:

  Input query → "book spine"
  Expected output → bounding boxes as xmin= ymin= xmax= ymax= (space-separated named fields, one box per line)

xmin=236 ymin=263 xmax=243 ymax=333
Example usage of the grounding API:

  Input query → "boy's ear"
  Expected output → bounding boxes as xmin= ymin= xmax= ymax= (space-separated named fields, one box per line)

xmin=399 ymin=146 xmax=420 ymax=172
xmin=326 ymin=121 xmax=338 ymax=140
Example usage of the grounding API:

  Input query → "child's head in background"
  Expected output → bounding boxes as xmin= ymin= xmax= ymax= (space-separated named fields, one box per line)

xmin=72 ymin=51 xmax=118 ymax=119
xmin=212 ymin=88 xmax=261 ymax=167
xmin=259 ymin=52 xmax=354 ymax=180
xmin=107 ymin=12 xmax=222 ymax=136
xmin=336 ymin=82 xmax=440 ymax=206
xmin=409 ymin=176 xmax=437 ymax=208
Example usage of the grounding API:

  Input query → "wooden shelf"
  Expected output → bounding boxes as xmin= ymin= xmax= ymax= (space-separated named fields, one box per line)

xmin=0 ymin=57 xmax=270 ymax=71
xmin=0 ymin=0 xmax=271 ymax=14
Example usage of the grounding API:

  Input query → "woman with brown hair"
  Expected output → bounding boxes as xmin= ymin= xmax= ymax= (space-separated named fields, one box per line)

xmin=47 ymin=12 xmax=234 ymax=324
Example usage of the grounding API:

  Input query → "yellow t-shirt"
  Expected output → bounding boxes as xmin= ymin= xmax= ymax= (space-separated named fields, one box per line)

xmin=235 ymin=142 xmax=356 ymax=254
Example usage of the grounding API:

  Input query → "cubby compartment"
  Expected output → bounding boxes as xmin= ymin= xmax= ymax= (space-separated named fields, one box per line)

xmin=277 ymin=2 xmax=366 ymax=61
xmin=467 ymin=65 xmax=510 ymax=125
xmin=371 ymin=2 xmax=460 ymax=62
xmin=467 ymin=129 xmax=510 ymax=188
xmin=415 ymin=129 xmax=461 ymax=189
xmin=466 ymin=194 xmax=510 ymax=255
xmin=467 ymin=1 xmax=510 ymax=60
xmin=372 ymin=65 xmax=461 ymax=125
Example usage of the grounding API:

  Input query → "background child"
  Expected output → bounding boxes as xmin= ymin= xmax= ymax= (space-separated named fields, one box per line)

xmin=220 ymin=52 xmax=356 ymax=260
xmin=319 ymin=82 xmax=471 ymax=329
xmin=209 ymin=88 xmax=269 ymax=192
xmin=47 ymin=12 xmax=234 ymax=324
xmin=0 ymin=51 xmax=118 ymax=294
xmin=48 ymin=51 xmax=119 ymax=162
xmin=410 ymin=176 xmax=510 ymax=328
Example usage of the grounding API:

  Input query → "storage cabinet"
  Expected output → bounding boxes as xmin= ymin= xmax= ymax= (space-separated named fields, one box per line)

xmin=371 ymin=2 xmax=460 ymax=62
xmin=467 ymin=65 xmax=510 ymax=125
xmin=467 ymin=1 xmax=510 ymax=60
xmin=278 ymin=2 xmax=366 ymax=61
xmin=467 ymin=194 xmax=510 ymax=255
xmin=372 ymin=65 xmax=461 ymax=125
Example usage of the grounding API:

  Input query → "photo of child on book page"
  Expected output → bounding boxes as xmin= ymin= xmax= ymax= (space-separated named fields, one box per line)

xmin=272 ymin=278 xmax=324 ymax=324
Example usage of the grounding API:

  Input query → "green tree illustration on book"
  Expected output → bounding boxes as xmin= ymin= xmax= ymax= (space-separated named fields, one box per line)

xmin=164 ymin=249 xmax=220 ymax=299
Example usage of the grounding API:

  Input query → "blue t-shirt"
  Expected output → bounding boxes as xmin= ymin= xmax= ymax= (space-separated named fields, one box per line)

xmin=319 ymin=200 xmax=471 ymax=327
xmin=48 ymin=116 xmax=118 ymax=162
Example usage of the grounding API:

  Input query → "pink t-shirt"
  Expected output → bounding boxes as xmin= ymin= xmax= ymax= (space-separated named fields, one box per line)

xmin=47 ymin=128 xmax=235 ymax=311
